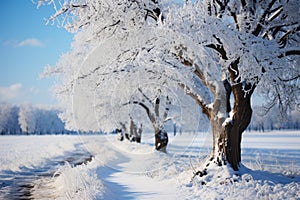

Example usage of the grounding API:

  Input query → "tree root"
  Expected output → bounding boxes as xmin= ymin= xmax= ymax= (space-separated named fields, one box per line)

xmin=190 ymin=157 xmax=238 ymax=185
xmin=191 ymin=169 xmax=208 ymax=185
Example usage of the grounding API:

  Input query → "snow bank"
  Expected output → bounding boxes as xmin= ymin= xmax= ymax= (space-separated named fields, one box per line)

xmin=0 ymin=135 xmax=106 ymax=199
xmin=51 ymin=160 xmax=104 ymax=199
xmin=0 ymin=135 xmax=80 ymax=171
xmin=178 ymin=164 xmax=300 ymax=200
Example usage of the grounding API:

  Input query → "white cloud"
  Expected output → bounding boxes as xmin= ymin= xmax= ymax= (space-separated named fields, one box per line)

xmin=0 ymin=84 xmax=44 ymax=105
xmin=16 ymin=38 xmax=43 ymax=47
xmin=4 ymin=38 xmax=43 ymax=47
xmin=0 ymin=83 xmax=23 ymax=102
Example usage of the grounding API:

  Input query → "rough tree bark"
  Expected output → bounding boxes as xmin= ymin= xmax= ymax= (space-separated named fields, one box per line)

xmin=207 ymin=58 xmax=256 ymax=171
xmin=224 ymin=93 xmax=252 ymax=170
xmin=223 ymin=58 xmax=256 ymax=170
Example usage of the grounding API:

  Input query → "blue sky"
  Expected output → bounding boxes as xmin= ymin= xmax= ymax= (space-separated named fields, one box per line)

xmin=0 ymin=0 xmax=73 ymax=105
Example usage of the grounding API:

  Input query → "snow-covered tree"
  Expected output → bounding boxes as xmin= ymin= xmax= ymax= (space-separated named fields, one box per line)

xmin=160 ymin=1 xmax=299 ymax=172
xmin=0 ymin=103 xmax=20 ymax=134
xmin=40 ymin=0 xmax=299 ymax=172
xmin=18 ymin=104 xmax=36 ymax=134
xmin=123 ymin=87 xmax=173 ymax=152
xmin=0 ymin=103 xmax=73 ymax=135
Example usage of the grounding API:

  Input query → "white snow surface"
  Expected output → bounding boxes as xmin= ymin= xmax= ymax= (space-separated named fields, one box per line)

xmin=0 ymin=131 xmax=299 ymax=199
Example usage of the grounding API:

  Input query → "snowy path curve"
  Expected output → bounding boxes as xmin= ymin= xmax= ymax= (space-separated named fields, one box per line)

xmin=91 ymin=138 xmax=179 ymax=200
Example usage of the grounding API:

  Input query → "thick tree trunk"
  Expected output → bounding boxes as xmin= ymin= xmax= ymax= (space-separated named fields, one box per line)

xmin=209 ymin=107 xmax=252 ymax=170
xmin=211 ymin=118 xmax=227 ymax=167
xmin=225 ymin=85 xmax=253 ymax=170
xmin=208 ymin=81 xmax=253 ymax=171
xmin=219 ymin=58 xmax=254 ymax=171
xmin=211 ymin=100 xmax=252 ymax=171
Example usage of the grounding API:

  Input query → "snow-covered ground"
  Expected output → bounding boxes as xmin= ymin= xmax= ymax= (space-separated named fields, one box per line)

xmin=0 ymin=131 xmax=299 ymax=199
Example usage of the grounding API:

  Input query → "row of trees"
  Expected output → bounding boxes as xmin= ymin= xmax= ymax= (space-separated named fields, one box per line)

xmin=249 ymin=106 xmax=300 ymax=131
xmin=39 ymin=0 xmax=299 ymax=172
xmin=0 ymin=103 xmax=69 ymax=135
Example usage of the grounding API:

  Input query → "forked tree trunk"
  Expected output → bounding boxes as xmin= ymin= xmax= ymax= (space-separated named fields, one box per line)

xmin=222 ymin=59 xmax=255 ymax=170
xmin=127 ymin=95 xmax=169 ymax=152
xmin=207 ymin=80 xmax=253 ymax=171
xmin=176 ymin=47 xmax=256 ymax=173
xmin=209 ymin=99 xmax=252 ymax=171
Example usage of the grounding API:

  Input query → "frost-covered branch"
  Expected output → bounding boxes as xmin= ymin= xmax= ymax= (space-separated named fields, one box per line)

xmin=138 ymin=88 xmax=153 ymax=107
xmin=123 ymin=100 xmax=155 ymax=124
xmin=178 ymin=82 xmax=210 ymax=118
xmin=252 ymin=0 xmax=278 ymax=36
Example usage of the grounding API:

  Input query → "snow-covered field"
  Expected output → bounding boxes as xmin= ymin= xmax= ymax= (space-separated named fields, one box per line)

xmin=0 ymin=131 xmax=299 ymax=199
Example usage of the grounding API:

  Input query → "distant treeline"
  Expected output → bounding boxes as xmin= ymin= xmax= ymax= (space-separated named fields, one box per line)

xmin=0 ymin=103 xmax=102 ymax=135
xmin=0 ymin=103 xmax=70 ymax=135
xmin=248 ymin=106 xmax=300 ymax=132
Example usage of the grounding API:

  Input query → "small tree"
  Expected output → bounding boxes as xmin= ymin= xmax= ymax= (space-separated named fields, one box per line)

xmin=123 ymin=89 xmax=172 ymax=152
